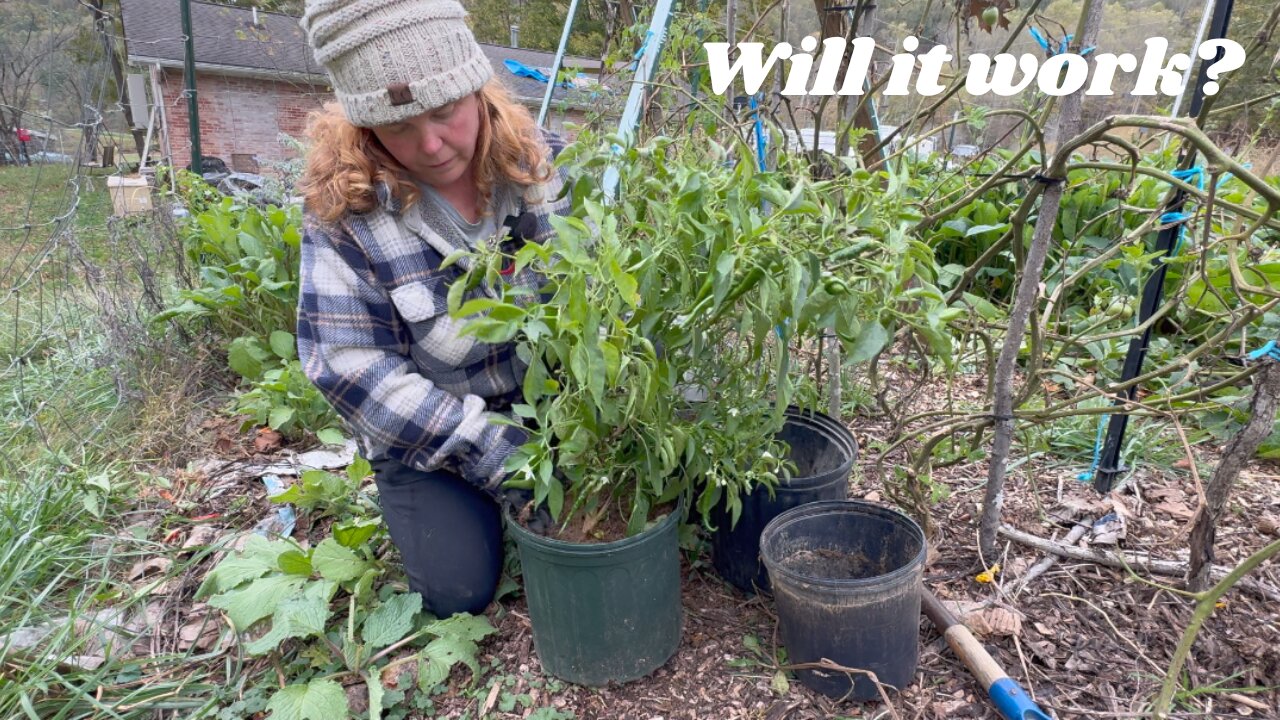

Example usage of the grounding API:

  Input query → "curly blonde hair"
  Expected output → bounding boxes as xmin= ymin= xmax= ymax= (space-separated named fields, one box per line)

xmin=299 ymin=80 xmax=553 ymax=224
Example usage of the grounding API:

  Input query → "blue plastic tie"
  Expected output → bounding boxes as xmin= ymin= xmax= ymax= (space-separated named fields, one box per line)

xmin=749 ymin=94 xmax=767 ymax=172
xmin=1247 ymin=339 xmax=1280 ymax=362
xmin=1076 ymin=413 xmax=1109 ymax=482
xmin=1029 ymin=27 xmax=1051 ymax=53
xmin=631 ymin=29 xmax=654 ymax=70
xmin=1160 ymin=210 xmax=1195 ymax=255
xmin=1171 ymin=166 xmax=1205 ymax=190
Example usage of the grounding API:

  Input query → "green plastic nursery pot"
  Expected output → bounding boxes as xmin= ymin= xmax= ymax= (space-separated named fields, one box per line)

xmin=506 ymin=505 xmax=683 ymax=686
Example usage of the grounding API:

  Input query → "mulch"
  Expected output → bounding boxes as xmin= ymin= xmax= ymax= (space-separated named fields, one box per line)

xmin=139 ymin=392 xmax=1280 ymax=719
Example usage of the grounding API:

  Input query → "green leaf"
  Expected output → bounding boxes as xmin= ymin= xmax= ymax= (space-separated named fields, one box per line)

xmin=269 ymin=406 xmax=296 ymax=431
xmin=427 ymin=613 xmax=495 ymax=643
xmin=227 ymin=337 xmax=269 ymax=380
xmin=244 ymin=581 xmax=334 ymax=655
xmin=361 ymin=592 xmax=422 ymax=649
xmin=347 ymin=455 xmax=372 ymax=484
xmin=771 ymin=670 xmax=791 ymax=695
xmin=269 ymin=331 xmax=297 ymax=361
xmin=264 ymin=678 xmax=346 ymax=720
xmin=964 ymin=222 xmax=1008 ymax=238
xmin=846 ymin=321 xmax=889 ymax=364
xmin=418 ymin=634 xmax=479 ymax=691
xmin=277 ymin=550 xmax=313 ymax=577
xmin=209 ymin=574 xmax=307 ymax=630
xmin=315 ymin=428 xmax=345 ymax=446
xmin=84 ymin=472 xmax=111 ymax=493
xmin=312 ymin=538 xmax=369 ymax=583
xmin=197 ymin=535 xmax=291 ymax=598
xmin=333 ymin=518 xmax=380 ymax=549
xmin=607 ymin=257 xmax=639 ymax=307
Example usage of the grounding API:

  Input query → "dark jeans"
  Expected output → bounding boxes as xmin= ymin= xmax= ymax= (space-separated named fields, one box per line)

xmin=372 ymin=457 xmax=503 ymax=617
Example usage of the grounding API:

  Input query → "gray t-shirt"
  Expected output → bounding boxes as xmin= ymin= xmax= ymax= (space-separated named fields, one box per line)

xmin=419 ymin=184 xmax=506 ymax=249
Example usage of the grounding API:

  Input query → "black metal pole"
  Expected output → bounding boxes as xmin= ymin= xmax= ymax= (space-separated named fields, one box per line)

xmin=180 ymin=0 xmax=202 ymax=175
xmin=1093 ymin=0 xmax=1235 ymax=492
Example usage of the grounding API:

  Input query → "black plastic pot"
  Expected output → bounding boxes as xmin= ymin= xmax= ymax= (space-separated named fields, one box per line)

xmin=710 ymin=408 xmax=856 ymax=593
xmin=506 ymin=504 xmax=682 ymax=686
xmin=760 ymin=500 xmax=926 ymax=700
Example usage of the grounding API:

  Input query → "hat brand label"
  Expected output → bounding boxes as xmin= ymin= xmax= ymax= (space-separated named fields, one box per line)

xmin=386 ymin=82 xmax=414 ymax=106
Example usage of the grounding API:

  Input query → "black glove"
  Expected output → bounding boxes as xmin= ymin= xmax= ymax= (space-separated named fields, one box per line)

xmin=501 ymin=487 xmax=555 ymax=535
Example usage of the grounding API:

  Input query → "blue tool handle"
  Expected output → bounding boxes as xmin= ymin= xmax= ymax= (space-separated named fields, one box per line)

xmin=989 ymin=678 xmax=1053 ymax=720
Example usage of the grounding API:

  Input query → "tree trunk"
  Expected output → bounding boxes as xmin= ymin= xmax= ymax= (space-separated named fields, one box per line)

xmin=1187 ymin=360 xmax=1280 ymax=591
xmin=90 ymin=0 xmax=146 ymax=157
xmin=978 ymin=0 xmax=1105 ymax=559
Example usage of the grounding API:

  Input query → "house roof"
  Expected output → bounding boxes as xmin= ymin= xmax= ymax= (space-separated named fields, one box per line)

xmin=118 ymin=0 xmax=605 ymax=105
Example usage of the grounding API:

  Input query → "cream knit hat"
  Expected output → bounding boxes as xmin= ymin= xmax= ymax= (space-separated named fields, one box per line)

xmin=300 ymin=0 xmax=493 ymax=128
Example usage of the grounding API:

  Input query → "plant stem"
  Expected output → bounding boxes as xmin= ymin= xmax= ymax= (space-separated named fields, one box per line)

xmin=979 ymin=0 xmax=1104 ymax=560
xmin=1187 ymin=361 xmax=1280 ymax=590
xmin=1151 ymin=536 xmax=1280 ymax=718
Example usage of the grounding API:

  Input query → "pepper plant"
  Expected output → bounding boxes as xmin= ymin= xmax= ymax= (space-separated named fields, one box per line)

xmin=450 ymin=134 xmax=957 ymax=537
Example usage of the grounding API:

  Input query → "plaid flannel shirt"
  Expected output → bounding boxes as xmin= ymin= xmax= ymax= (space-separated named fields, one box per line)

xmin=297 ymin=131 xmax=572 ymax=494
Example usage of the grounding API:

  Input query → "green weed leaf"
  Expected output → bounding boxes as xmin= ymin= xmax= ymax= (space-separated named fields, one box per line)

xmin=209 ymin=574 xmax=307 ymax=630
xmin=244 ymin=580 xmax=334 ymax=655
xmin=265 ymin=678 xmax=346 ymax=720
xmin=312 ymin=538 xmax=369 ymax=583
xmin=361 ymin=592 xmax=422 ymax=649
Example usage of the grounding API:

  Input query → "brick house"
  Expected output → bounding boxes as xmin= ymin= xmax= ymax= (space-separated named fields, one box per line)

xmin=118 ymin=0 xmax=605 ymax=173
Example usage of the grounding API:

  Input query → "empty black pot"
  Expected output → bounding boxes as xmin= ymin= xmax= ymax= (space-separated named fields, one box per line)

xmin=710 ymin=408 xmax=856 ymax=594
xmin=760 ymin=500 xmax=926 ymax=700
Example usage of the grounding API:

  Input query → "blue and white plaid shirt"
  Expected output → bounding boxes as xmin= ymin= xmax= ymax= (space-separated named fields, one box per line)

xmin=297 ymin=131 xmax=572 ymax=493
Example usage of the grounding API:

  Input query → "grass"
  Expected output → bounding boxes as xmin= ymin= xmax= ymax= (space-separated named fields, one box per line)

xmin=0 ymin=161 xmax=164 ymax=366
xmin=0 ymin=163 xmax=117 ymax=269
xmin=0 ymin=163 xmax=230 ymax=716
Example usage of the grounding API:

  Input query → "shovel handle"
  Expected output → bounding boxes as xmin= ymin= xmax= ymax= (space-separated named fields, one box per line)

xmin=922 ymin=589 xmax=1053 ymax=720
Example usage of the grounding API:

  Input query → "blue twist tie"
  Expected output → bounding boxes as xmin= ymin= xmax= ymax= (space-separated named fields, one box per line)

xmin=1160 ymin=211 xmax=1195 ymax=255
xmin=1248 ymin=339 xmax=1280 ymax=362
xmin=750 ymin=94 xmax=767 ymax=172
xmin=1029 ymin=27 xmax=1051 ymax=53
xmin=1171 ymin=166 xmax=1205 ymax=190
xmin=631 ymin=29 xmax=654 ymax=70
xmin=1076 ymin=414 xmax=1109 ymax=482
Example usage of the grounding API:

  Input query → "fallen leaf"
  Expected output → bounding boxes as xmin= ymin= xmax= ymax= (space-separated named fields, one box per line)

xmin=253 ymin=428 xmax=283 ymax=454
xmin=1258 ymin=514 xmax=1280 ymax=537
xmin=930 ymin=699 xmax=970 ymax=719
xmin=126 ymin=557 xmax=172 ymax=582
xmin=964 ymin=607 xmax=1023 ymax=637
xmin=178 ymin=618 xmax=220 ymax=651
xmin=1153 ymin=500 xmax=1196 ymax=520
xmin=181 ymin=525 xmax=222 ymax=550
xmin=1173 ymin=457 xmax=1195 ymax=470
xmin=975 ymin=563 xmax=1000 ymax=583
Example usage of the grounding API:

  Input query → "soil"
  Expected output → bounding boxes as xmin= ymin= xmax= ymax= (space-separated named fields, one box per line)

xmin=779 ymin=547 xmax=880 ymax=581
xmin=518 ymin=501 xmax=678 ymax=545
xmin=148 ymin=368 xmax=1280 ymax=718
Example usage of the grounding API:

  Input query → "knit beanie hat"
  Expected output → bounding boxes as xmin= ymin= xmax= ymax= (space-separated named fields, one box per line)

xmin=300 ymin=0 xmax=493 ymax=128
